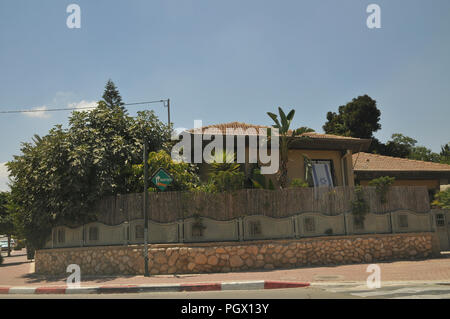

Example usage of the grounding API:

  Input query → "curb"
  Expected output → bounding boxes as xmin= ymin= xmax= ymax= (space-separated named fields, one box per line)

xmin=0 ymin=280 xmax=309 ymax=295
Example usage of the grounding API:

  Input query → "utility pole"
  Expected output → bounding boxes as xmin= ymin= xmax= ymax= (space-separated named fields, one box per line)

xmin=166 ymin=98 xmax=171 ymax=130
xmin=143 ymin=141 xmax=149 ymax=277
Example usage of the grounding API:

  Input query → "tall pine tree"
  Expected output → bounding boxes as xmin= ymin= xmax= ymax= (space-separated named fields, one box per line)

xmin=102 ymin=79 xmax=125 ymax=110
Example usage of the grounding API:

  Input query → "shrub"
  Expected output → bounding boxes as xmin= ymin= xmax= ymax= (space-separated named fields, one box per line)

xmin=290 ymin=178 xmax=309 ymax=188
xmin=432 ymin=189 xmax=450 ymax=209
xmin=0 ymin=253 xmax=3 ymax=265
xmin=208 ymin=170 xmax=245 ymax=192
xmin=132 ymin=150 xmax=200 ymax=192
xmin=368 ymin=176 xmax=395 ymax=203
xmin=250 ymin=168 xmax=276 ymax=190
xmin=351 ymin=186 xmax=369 ymax=224
xmin=207 ymin=151 xmax=245 ymax=192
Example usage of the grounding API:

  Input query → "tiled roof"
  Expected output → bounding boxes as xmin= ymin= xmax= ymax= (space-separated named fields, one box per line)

xmin=353 ymin=152 xmax=450 ymax=172
xmin=188 ymin=122 xmax=270 ymax=135
xmin=187 ymin=122 xmax=365 ymax=140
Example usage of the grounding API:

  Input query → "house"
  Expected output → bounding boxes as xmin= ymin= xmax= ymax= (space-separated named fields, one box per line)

xmin=352 ymin=152 xmax=450 ymax=195
xmin=180 ymin=122 xmax=372 ymax=188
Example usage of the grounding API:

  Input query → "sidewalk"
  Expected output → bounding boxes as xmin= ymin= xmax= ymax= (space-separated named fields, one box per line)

xmin=1 ymin=249 xmax=450 ymax=289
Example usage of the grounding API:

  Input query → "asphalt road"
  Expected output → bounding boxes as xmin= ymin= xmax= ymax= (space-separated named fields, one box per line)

xmin=2 ymin=283 xmax=450 ymax=299
xmin=0 ymin=286 xmax=355 ymax=299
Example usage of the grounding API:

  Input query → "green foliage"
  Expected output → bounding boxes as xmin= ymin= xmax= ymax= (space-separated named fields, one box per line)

xmin=7 ymin=81 xmax=171 ymax=248
xmin=208 ymin=170 xmax=245 ymax=193
xmin=204 ymin=151 xmax=245 ymax=193
xmin=440 ymin=143 xmax=450 ymax=164
xmin=323 ymin=95 xmax=381 ymax=139
xmin=132 ymin=150 xmax=200 ymax=192
xmin=267 ymin=107 xmax=312 ymax=188
xmin=432 ymin=189 xmax=450 ymax=209
xmin=371 ymin=134 xmax=446 ymax=165
xmin=383 ymin=133 xmax=417 ymax=158
xmin=290 ymin=178 xmax=309 ymax=188
xmin=102 ymin=79 xmax=124 ymax=109
xmin=368 ymin=176 xmax=395 ymax=204
xmin=351 ymin=186 xmax=369 ymax=224
xmin=408 ymin=146 xmax=441 ymax=163
xmin=0 ymin=192 xmax=14 ymax=236
xmin=249 ymin=168 xmax=275 ymax=190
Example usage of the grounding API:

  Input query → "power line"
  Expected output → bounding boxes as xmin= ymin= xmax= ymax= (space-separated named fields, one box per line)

xmin=0 ymin=100 xmax=168 ymax=114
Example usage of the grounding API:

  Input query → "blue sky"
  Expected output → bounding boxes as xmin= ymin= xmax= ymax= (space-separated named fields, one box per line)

xmin=1 ymin=0 xmax=450 ymax=191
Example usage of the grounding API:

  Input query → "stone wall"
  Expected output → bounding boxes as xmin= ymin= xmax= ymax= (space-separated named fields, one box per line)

xmin=35 ymin=232 xmax=439 ymax=276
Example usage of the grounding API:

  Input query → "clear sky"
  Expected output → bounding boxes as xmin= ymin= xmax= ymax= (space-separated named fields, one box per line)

xmin=1 ymin=0 xmax=450 ymax=191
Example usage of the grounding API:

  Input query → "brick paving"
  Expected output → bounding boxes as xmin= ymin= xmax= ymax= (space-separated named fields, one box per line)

xmin=1 ymin=249 xmax=449 ymax=287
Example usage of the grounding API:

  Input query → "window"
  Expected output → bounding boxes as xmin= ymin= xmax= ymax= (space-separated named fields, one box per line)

xmin=57 ymin=229 xmax=65 ymax=244
xmin=135 ymin=225 xmax=144 ymax=240
xmin=303 ymin=217 xmax=315 ymax=233
xmin=398 ymin=215 xmax=409 ymax=228
xmin=89 ymin=226 xmax=99 ymax=241
xmin=436 ymin=214 xmax=445 ymax=227
xmin=249 ymin=221 xmax=262 ymax=236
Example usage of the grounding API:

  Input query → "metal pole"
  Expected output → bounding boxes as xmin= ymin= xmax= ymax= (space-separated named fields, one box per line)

xmin=167 ymin=98 xmax=171 ymax=130
xmin=143 ymin=141 xmax=149 ymax=277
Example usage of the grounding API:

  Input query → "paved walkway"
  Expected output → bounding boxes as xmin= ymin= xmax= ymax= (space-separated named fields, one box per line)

xmin=1 ymin=249 xmax=449 ymax=287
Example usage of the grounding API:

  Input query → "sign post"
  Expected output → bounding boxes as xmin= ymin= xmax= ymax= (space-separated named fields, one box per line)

xmin=143 ymin=142 xmax=149 ymax=277
xmin=143 ymin=167 xmax=173 ymax=277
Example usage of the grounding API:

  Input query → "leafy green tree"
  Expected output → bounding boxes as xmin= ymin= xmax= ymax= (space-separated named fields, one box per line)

xmin=384 ymin=133 xmax=417 ymax=158
xmin=267 ymin=107 xmax=311 ymax=188
xmin=323 ymin=95 xmax=381 ymax=139
xmin=7 ymin=82 xmax=170 ymax=249
xmin=368 ymin=176 xmax=396 ymax=203
xmin=102 ymin=79 xmax=125 ymax=109
xmin=206 ymin=151 xmax=245 ymax=192
xmin=408 ymin=146 xmax=440 ymax=163
xmin=0 ymin=192 xmax=14 ymax=256
xmin=440 ymin=143 xmax=450 ymax=164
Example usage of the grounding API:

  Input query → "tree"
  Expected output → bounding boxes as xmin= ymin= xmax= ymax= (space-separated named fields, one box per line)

xmin=207 ymin=151 xmax=245 ymax=192
xmin=267 ymin=107 xmax=311 ymax=188
xmin=440 ymin=143 xmax=450 ymax=164
xmin=7 ymin=82 xmax=170 ymax=249
xmin=102 ymin=79 xmax=125 ymax=109
xmin=0 ymin=192 xmax=14 ymax=256
xmin=384 ymin=133 xmax=417 ymax=158
xmin=323 ymin=95 xmax=381 ymax=139
xmin=408 ymin=146 xmax=441 ymax=163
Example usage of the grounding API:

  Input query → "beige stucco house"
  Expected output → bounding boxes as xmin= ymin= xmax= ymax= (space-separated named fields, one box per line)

xmin=353 ymin=152 xmax=450 ymax=194
xmin=183 ymin=122 xmax=372 ymax=188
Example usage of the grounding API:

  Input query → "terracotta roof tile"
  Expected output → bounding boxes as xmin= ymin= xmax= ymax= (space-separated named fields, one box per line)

xmin=187 ymin=122 xmax=365 ymax=141
xmin=353 ymin=152 xmax=450 ymax=172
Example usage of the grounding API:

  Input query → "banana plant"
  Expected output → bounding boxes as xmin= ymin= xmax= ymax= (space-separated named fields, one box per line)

xmin=267 ymin=107 xmax=314 ymax=188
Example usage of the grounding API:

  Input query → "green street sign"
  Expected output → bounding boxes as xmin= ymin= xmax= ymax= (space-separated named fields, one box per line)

xmin=151 ymin=168 xmax=173 ymax=191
